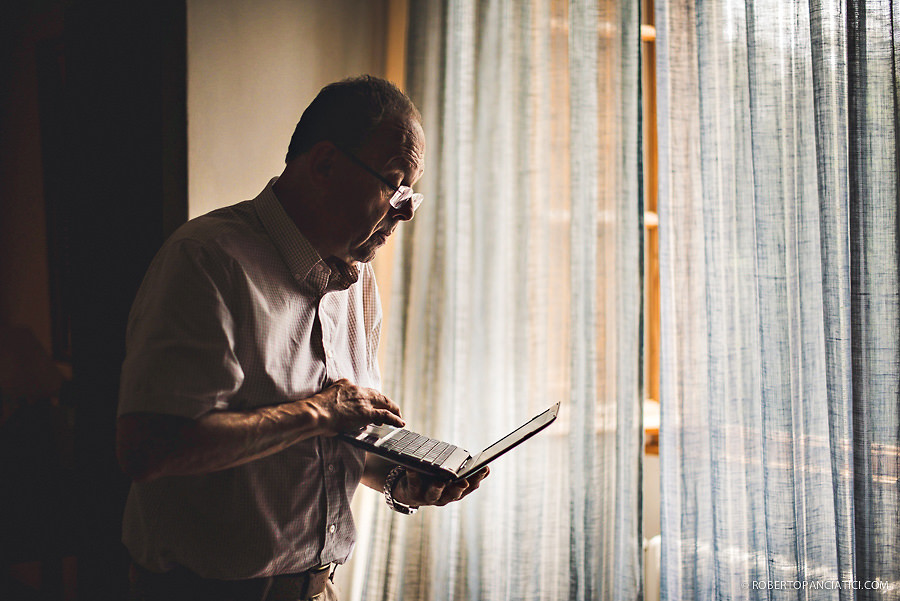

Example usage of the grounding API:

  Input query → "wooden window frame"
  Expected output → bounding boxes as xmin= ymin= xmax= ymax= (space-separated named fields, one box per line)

xmin=642 ymin=0 xmax=660 ymax=455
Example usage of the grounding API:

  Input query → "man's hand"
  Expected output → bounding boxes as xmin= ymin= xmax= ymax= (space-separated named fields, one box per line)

xmin=393 ymin=467 xmax=490 ymax=507
xmin=310 ymin=379 xmax=405 ymax=436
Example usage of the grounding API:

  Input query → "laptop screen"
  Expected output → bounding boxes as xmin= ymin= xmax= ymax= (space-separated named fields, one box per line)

xmin=466 ymin=403 xmax=559 ymax=473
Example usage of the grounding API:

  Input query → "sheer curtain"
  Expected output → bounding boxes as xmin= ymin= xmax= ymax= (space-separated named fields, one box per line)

xmin=657 ymin=0 xmax=899 ymax=599
xmin=345 ymin=1 xmax=643 ymax=600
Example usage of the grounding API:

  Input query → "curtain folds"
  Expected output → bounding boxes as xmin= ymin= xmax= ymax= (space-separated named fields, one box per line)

xmin=657 ymin=0 xmax=899 ymax=599
xmin=347 ymin=1 xmax=643 ymax=600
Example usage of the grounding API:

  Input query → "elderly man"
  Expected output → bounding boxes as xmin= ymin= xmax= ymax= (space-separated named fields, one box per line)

xmin=116 ymin=76 xmax=487 ymax=601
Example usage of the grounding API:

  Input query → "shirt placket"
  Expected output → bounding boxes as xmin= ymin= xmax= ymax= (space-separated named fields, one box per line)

xmin=316 ymin=285 xmax=344 ymax=563
xmin=305 ymin=262 xmax=330 ymax=387
xmin=317 ymin=439 xmax=347 ymax=564
xmin=319 ymin=294 xmax=342 ymax=384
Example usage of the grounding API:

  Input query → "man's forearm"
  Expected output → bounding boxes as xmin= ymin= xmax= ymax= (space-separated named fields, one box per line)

xmin=118 ymin=379 xmax=405 ymax=483
xmin=118 ymin=400 xmax=325 ymax=483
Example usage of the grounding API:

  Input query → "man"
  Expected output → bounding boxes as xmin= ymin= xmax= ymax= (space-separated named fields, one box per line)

xmin=116 ymin=76 xmax=488 ymax=601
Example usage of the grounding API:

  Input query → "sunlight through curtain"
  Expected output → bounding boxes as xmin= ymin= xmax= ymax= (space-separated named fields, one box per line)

xmin=345 ymin=1 xmax=644 ymax=600
xmin=657 ymin=0 xmax=900 ymax=599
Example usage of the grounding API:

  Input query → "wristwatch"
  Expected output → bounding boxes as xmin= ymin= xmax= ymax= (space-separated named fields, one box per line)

xmin=383 ymin=466 xmax=418 ymax=515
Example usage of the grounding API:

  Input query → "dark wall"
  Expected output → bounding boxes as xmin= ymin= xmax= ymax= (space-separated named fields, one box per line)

xmin=64 ymin=2 xmax=187 ymax=599
xmin=1 ymin=2 xmax=187 ymax=599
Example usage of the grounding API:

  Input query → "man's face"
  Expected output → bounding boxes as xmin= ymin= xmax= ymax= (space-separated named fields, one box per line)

xmin=329 ymin=117 xmax=425 ymax=264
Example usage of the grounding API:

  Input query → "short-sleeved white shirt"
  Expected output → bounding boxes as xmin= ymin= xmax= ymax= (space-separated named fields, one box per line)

xmin=118 ymin=180 xmax=382 ymax=579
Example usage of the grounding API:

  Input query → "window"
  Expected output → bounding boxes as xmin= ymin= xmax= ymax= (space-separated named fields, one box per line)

xmin=642 ymin=0 xmax=660 ymax=455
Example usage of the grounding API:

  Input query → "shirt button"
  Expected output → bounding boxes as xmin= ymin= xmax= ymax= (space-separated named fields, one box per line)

xmin=327 ymin=464 xmax=336 ymax=474
xmin=329 ymin=524 xmax=336 ymax=534
xmin=326 ymin=349 xmax=334 ymax=359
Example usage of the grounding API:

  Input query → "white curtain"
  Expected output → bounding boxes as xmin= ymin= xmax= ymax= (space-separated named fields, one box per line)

xmin=657 ymin=0 xmax=900 ymax=599
xmin=348 ymin=1 xmax=644 ymax=600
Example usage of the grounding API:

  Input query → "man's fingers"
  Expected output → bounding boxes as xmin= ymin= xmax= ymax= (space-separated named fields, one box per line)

xmin=430 ymin=480 xmax=467 ymax=506
xmin=369 ymin=393 xmax=403 ymax=420
xmin=457 ymin=481 xmax=481 ymax=501
xmin=426 ymin=482 xmax=447 ymax=504
xmin=405 ymin=471 xmax=446 ymax=505
xmin=367 ymin=408 xmax=404 ymax=428
xmin=438 ymin=468 xmax=489 ymax=504
xmin=354 ymin=389 xmax=403 ymax=426
xmin=403 ymin=470 xmax=442 ymax=505
xmin=399 ymin=467 xmax=490 ymax=507
xmin=405 ymin=471 xmax=423 ymax=498
xmin=321 ymin=382 xmax=407 ymax=433
xmin=470 ymin=466 xmax=490 ymax=484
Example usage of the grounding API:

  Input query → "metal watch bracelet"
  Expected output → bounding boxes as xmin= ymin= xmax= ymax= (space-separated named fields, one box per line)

xmin=383 ymin=466 xmax=418 ymax=515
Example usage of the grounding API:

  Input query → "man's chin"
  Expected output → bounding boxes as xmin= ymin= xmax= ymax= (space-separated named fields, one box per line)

xmin=351 ymin=235 xmax=389 ymax=263
xmin=349 ymin=244 xmax=379 ymax=264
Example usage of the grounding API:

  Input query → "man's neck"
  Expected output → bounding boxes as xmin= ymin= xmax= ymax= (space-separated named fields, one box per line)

xmin=271 ymin=175 xmax=352 ymax=265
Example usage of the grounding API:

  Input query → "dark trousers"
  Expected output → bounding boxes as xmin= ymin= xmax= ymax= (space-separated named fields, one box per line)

xmin=127 ymin=562 xmax=336 ymax=601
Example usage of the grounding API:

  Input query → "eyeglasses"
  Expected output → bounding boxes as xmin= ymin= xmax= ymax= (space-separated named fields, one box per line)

xmin=336 ymin=145 xmax=424 ymax=213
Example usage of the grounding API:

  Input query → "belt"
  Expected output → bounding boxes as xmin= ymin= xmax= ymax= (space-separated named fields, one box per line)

xmin=129 ymin=561 xmax=334 ymax=601
xmin=269 ymin=563 xmax=332 ymax=600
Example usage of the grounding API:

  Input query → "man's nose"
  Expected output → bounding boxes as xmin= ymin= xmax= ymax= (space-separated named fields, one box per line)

xmin=391 ymin=202 xmax=415 ymax=222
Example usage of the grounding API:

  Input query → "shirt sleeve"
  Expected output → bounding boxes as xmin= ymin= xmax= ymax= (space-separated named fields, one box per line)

xmin=118 ymin=237 xmax=245 ymax=419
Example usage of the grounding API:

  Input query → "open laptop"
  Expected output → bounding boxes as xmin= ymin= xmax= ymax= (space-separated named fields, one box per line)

xmin=338 ymin=403 xmax=559 ymax=482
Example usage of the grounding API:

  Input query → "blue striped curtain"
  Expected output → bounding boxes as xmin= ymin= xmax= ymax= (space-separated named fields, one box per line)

xmin=656 ymin=0 xmax=900 ymax=599
xmin=345 ymin=1 xmax=644 ymax=600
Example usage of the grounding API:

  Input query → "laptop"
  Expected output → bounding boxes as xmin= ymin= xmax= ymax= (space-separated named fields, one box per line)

xmin=338 ymin=403 xmax=560 ymax=482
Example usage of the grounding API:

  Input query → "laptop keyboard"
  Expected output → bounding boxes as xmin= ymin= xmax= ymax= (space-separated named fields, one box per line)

xmin=379 ymin=430 xmax=458 ymax=466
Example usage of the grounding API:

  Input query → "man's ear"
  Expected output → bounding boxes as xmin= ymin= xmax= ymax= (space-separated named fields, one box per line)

xmin=306 ymin=141 xmax=338 ymax=188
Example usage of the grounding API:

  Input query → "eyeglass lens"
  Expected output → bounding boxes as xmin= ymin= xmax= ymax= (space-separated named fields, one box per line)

xmin=390 ymin=187 xmax=423 ymax=212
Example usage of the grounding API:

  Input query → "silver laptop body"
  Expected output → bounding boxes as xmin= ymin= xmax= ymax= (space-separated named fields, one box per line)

xmin=338 ymin=403 xmax=559 ymax=482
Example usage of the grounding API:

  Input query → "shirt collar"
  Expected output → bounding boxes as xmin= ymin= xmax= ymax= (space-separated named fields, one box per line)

xmin=254 ymin=179 xmax=359 ymax=293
